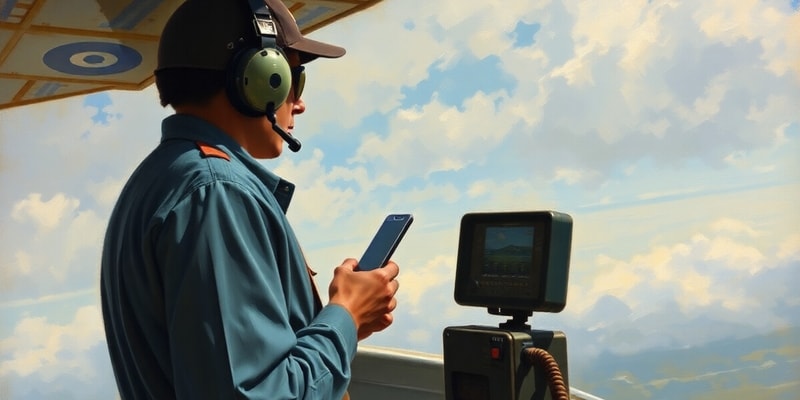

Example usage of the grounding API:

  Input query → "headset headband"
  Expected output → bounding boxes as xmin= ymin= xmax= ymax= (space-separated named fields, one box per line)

xmin=247 ymin=0 xmax=279 ymax=50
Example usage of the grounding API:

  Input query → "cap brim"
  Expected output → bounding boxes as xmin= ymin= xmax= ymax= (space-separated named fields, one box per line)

xmin=288 ymin=37 xmax=346 ymax=64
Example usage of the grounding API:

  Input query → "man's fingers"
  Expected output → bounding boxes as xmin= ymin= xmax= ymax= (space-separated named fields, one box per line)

xmin=381 ymin=261 xmax=400 ymax=280
xmin=340 ymin=258 xmax=358 ymax=271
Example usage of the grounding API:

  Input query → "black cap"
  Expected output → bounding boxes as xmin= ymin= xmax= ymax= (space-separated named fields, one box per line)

xmin=156 ymin=0 xmax=346 ymax=72
xmin=264 ymin=0 xmax=346 ymax=63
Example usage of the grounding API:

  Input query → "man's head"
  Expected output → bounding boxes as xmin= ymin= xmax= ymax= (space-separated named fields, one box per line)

xmin=154 ymin=0 xmax=345 ymax=158
xmin=154 ymin=0 xmax=345 ymax=109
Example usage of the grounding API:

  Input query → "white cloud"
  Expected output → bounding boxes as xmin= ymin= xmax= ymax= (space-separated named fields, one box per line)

xmin=589 ymin=254 xmax=645 ymax=300
xmin=0 ymin=87 xmax=170 ymax=306
xmin=569 ymin=217 xmax=794 ymax=318
xmin=695 ymin=0 xmax=800 ymax=79
xmin=273 ymin=149 xmax=360 ymax=228
xmin=10 ymin=193 xmax=79 ymax=233
xmin=86 ymin=176 xmax=126 ymax=209
xmin=0 ymin=254 xmax=19 ymax=293
xmin=553 ymin=0 xmax=652 ymax=86
xmin=349 ymin=90 xmax=515 ymax=180
xmin=466 ymin=180 xmax=492 ymax=198
xmin=639 ymin=117 xmax=671 ymax=139
xmin=636 ymin=187 xmax=701 ymax=201
xmin=551 ymin=167 xmax=601 ymax=186
xmin=710 ymin=218 xmax=762 ymax=237
xmin=550 ymin=48 xmax=595 ymax=87
xmin=0 ymin=288 xmax=95 ymax=309
xmin=618 ymin=2 xmax=672 ymax=74
xmin=777 ymin=234 xmax=800 ymax=261
xmin=405 ymin=329 xmax=433 ymax=346
xmin=696 ymin=234 xmax=766 ymax=275
xmin=461 ymin=178 xmax=552 ymax=211
xmin=3 ymin=200 xmax=105 ymax=297
xmin=0 ymin=305 xmax=105 ymax=380
xmin=57 ymin=209 xmax=106 ymax=280
xmin=747 ymin=96 xmax=800 ymax=133
xmin=301 ymin=0 xmax=798 ymax=189
xmin=673 ymin=72 xmax=731 ymax=127
xmin=298 ymin=0 xmax=456 ymax=135
xmin=401 ymin=183 xmax=461 ymax=205
xmin=396 ymin=254 xmax=457 ymax=313
xmin=13 ymin=251 xmax=31 ymax=276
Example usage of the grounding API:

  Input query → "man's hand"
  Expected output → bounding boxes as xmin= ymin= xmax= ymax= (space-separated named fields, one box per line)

xmin=328 ymin=258 xmax=400 ymax=341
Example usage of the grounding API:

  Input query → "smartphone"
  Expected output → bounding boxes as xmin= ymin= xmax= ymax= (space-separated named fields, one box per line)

xmin=357 ymin=214 xmax=414 ymax=271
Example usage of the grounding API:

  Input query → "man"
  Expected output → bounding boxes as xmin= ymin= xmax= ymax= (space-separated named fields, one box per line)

xmin=100 ymin=0 xmax=400 ymax=399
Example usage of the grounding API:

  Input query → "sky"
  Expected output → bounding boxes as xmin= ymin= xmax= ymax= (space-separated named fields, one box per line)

xmin=1 ymin=0 xmax=799 ymax=399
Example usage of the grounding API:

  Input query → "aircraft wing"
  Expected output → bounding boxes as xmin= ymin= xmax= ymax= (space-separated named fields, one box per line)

xmin=0 ymin=0 xmax=381 ymax=110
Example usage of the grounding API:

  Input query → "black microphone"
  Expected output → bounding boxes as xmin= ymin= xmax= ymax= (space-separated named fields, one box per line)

xmin=265 ymin=102 xmax=301 ymax=152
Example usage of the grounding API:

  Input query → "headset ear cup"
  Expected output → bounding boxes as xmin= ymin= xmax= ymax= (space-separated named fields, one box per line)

xmin=227 ymin=47 xmax=292 ymax=116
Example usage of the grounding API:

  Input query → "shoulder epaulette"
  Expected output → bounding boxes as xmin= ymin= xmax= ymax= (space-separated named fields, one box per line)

xmin=195 ymin=141 xmax=231 ymax=161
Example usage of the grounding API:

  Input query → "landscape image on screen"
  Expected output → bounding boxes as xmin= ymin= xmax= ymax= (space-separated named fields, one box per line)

xmin=482 ymin=226 xmax=534 ymax=276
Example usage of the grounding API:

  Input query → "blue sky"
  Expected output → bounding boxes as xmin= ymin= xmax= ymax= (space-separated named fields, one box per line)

xmin=1 ymin=0 xmax=799 ymax=398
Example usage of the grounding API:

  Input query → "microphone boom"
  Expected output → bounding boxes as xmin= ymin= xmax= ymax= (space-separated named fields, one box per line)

xmin=265 ymin=102 xmax=302 ymax=152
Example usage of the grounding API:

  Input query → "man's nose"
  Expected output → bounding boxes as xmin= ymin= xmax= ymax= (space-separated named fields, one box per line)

xmin=293 ymin=98 xmax=306 ymax=115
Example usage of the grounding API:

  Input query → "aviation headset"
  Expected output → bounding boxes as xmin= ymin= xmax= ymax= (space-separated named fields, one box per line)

xmin=226 ymin=0 xmax=296 ymax=118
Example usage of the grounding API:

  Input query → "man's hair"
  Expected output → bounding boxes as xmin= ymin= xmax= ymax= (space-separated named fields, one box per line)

xmin=154 ymin=68 xmax=227 ymax=108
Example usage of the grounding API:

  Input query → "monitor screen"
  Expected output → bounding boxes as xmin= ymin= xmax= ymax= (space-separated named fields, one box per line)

xmin=481 ymin=226 xmax=534 ymax=278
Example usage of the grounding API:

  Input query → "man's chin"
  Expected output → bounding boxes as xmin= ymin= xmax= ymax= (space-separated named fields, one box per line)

xmin=248 ymin=144 xmax=282 ymax=160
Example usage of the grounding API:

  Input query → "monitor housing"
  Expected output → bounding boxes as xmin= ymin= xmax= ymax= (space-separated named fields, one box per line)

xmin=454 ymin=211 xmax=573 ymax=315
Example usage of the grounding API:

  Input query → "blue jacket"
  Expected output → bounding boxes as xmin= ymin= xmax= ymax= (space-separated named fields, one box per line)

xmin=101 ymin=114 xmax=357 ymax=399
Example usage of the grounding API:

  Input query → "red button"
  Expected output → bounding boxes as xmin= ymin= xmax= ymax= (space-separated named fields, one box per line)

xmin=490 ymin=346 xmax=502 ymax=360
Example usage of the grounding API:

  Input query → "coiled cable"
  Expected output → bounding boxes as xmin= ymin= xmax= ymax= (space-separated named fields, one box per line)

xmin=522 ymin=347 xmax=569 ymax=400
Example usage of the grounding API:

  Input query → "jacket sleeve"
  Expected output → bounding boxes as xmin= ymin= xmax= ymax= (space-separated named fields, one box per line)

xmin=155 ymin=180 xmax=357 ymax=400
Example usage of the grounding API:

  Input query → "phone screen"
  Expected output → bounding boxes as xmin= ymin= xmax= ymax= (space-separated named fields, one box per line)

xmin=358 ymin=214 xmax=414 ymax=271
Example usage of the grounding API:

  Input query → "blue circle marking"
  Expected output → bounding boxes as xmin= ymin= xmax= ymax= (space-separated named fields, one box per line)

xmin=84 ymin=54 xmax=105 ymax=64
xmin=43 ymin=42 xmax=142 ymax=76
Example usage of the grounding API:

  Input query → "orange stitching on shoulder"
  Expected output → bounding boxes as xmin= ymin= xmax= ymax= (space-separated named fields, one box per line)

xmin=196 ymin=141 xmax=231 ymax=161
